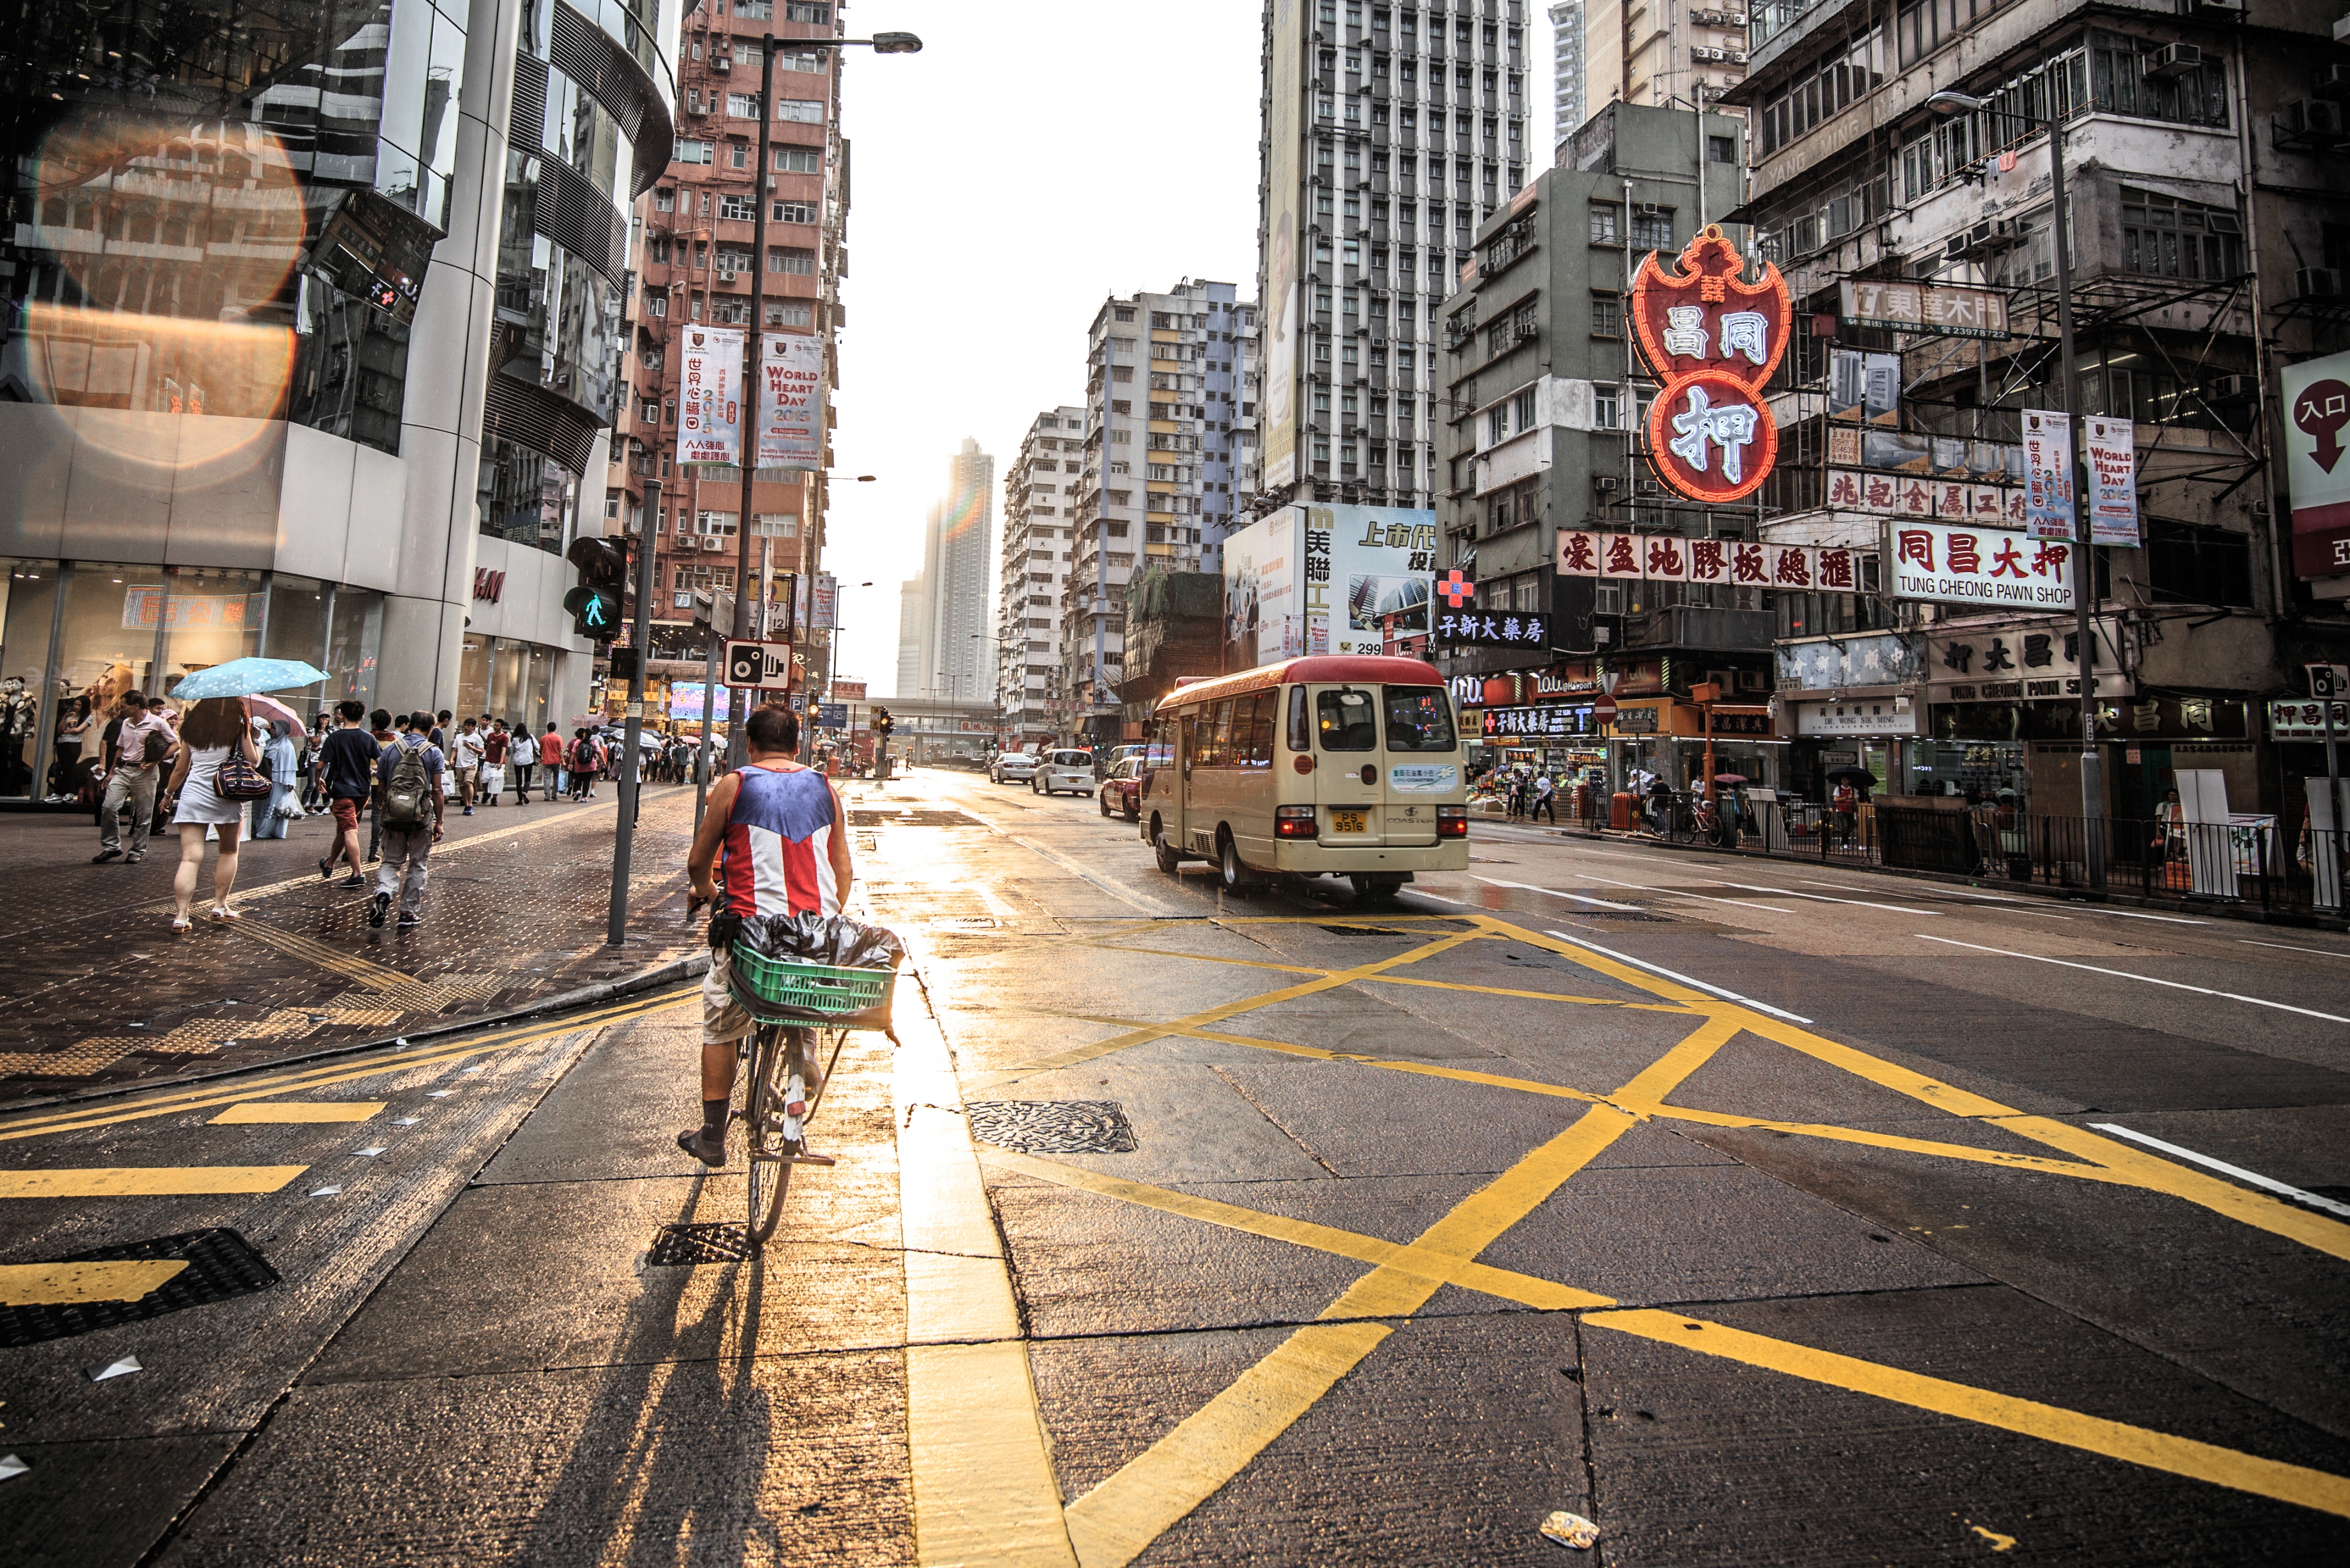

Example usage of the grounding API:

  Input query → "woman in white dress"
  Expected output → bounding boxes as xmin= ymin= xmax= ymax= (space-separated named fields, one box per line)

xmin=160 ymin=696 xmax=261 ymax=932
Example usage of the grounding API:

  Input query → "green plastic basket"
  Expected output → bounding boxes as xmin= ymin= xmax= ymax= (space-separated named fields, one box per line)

xmin=726 ymin=941 xmax=897 ymax=1028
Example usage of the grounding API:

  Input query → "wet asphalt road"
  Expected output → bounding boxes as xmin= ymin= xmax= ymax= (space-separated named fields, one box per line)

xmin=4 ymin=765 xmax=2349 ymax=1566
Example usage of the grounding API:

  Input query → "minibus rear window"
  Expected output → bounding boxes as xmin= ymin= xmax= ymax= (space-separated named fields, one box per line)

xmin=1383 ymin=687 xmax=1456 ymax=751
xmin=1316 ymin=689 xmax=1378 ymax=751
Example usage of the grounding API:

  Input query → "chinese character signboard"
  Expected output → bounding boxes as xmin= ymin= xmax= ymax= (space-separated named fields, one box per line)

xmin=755 ymin=333 xmax=823 ymax=469
xmin=1482 ymin=704 xmax=1595 ymax=739
xmin=1631 ymin=229 xmax=1791 ymax=505
xmin=2270 ymin=700 xmax=2350 ymax=739
xmin=1890 ymin=523 xmax=2076 ymax=610
xmin=2021 ymin=408 xmax=2074 ymax=542
xmin=1438 ymin=609 xmax=1550 ymax=649
xmin=1837 ymin=279 xmax=2010 ymax=340
xmin=1556 ymin=532 xmax=1871 ymax=593
xmin=2282 ymin=349 xmax=2350 ymax=579
xmin=2084 ymin=416 xmax=2140 ymax=546
xmin=678 ymin=327 xmax=743 ymax=467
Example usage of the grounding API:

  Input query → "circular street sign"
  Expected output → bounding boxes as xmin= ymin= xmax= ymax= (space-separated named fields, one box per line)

xmin=1593 ymin=694 xmax=1619 ymax=723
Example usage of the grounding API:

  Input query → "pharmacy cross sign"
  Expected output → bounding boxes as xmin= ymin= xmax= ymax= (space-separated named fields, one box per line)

xmin=1631 ymin=227 xmax=1792 ymax=505
xmin=1438 ymin=569 xmax=1476 ymax=608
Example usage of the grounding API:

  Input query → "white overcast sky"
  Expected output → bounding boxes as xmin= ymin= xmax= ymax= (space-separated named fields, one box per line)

xmin=825 ymin=0 xmax=1555 ymax=690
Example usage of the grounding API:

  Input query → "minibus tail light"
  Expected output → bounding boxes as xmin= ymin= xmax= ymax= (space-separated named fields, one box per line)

xmin=1436 ymin=805 xmax=1468 ymax=839
xmin=1275 ymin=804 xmax=1319 ymax=838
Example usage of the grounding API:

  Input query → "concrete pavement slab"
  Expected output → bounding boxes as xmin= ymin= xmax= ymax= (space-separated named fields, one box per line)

xmin=0 ymin=1433 xmax=240 ymax=1568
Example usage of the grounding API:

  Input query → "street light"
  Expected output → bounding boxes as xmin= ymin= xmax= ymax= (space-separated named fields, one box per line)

xmin=1926 ymin=87 xmax=2104 ymax=885
xmin=726 ymin=32 xmax=920 ymax=767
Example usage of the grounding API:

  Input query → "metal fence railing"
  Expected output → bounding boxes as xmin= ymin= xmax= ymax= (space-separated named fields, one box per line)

xmin=1562 ymin=790 xmax=2349 ymax=916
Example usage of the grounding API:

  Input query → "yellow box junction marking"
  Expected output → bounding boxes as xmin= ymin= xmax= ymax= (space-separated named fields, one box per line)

xmin=210 ymin=1102 xmax=386 ymax=1124
xmin=0 ymin=1260 xmax=188 ymax=1305
xmin=0 ymin=1166 xmax=308 ymax=1198
xmin=941 ymin=908 xmax=2350 ymax=1562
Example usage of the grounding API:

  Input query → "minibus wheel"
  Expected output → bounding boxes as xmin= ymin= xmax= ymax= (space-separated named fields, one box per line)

xmin=1152 ymin=817 xmax=1182 ymax=874
xmin=1218 ymin=832 xmax=1250 ymax=895
xmin=1352 ymin=874 xmax=1405 ymax=903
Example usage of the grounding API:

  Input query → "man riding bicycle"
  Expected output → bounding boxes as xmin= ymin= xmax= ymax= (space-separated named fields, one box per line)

xmin=682 ymin=704 xmax=853 ymax=1166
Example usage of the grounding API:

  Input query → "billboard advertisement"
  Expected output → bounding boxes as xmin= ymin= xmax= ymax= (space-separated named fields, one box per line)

xmin=678 ymin=327 xmax=743 ymax=467
xmin=755 ymin=332 xmax=823 ymax=469
xmin=2020 ymin=408 xmax=2074 ymax=542
xmin=2283 ymin=350 xmax=2350 ymax=578
xmin=1223 ymin=504 xmax=1437 ymax=668
xmin=2084 ymin=415 xmax=2140 ymax=546
xmin=1259 ymin=0 xmax=1302 ymax=491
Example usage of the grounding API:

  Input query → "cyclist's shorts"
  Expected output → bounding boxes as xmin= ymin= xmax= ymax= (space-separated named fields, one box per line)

xmin=703 ymin=944 xmax=755 ymax=1045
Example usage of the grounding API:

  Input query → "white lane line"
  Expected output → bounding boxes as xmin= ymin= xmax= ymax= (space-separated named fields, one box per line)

xmin=965 ymin=882 xmax=1021 ymax=922
xmin=1913 ymin=934 xmax=2350 ymax=1023
xmin=1572 ymin=872 xmax=1791 ymax=915
xmin=2069 ymin=906 xmax=2209 ymax=925
xmin=1705 ymin=878 xmax=1943 ymax=916
xmin=1540 ymin=930 xmax=1814 ymax=1024
xmin=1472 ymin=875 xmax=1643 ymax=911
xmin=2086 ymin=1124 xmax=2350 ymax=1219
xmin=2241 ymin=939 xmax=2350 ymax=959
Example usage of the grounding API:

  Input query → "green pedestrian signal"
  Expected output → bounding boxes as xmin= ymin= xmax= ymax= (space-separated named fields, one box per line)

xmin=565 ymin=535 xmax=630 ymax=642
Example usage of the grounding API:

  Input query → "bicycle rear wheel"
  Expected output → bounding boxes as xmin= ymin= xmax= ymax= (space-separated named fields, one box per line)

xmin=742 ymin=1024 xmax=794 ymax=1245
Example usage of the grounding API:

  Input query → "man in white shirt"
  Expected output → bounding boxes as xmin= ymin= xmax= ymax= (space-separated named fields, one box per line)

xmin=449 ymin=716 xmax=486 ymax=817
xmin=93 ymin=692 xmax=173 ymax=864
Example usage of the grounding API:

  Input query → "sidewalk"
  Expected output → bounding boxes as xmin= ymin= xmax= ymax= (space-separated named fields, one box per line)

xmin=0 ymin=783 xmax=710 ymax=1104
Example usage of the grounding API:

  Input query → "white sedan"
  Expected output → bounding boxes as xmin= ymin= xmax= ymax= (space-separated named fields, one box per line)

xmin=1031 ymin=749 xmax=1095 ymax=795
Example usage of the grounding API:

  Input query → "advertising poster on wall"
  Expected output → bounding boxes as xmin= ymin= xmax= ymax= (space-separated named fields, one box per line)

xmin=2021 ymin=408 xmax=2074 ymax=542
xmin=755 ymin=332 xmax=823 ymax=469
xmin=1223 ymin=504 xmax=1437 ymax=667
xmin=2282 ymin=350 xmax=2350 ymax=579
xmin=1259 ymin=0 xmax=1302 ymax=491
xmin=678 ymin=327 xmax=743 ymax=467
xmin=2084 ymin=415 xmax=2140 ymax=546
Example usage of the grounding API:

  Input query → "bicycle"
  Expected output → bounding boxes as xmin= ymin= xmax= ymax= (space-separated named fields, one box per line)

xmin=694 ymin=902 xmax=901 ymax=1247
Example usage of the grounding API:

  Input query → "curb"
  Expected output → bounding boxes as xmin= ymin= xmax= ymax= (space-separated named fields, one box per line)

xmin=1 ymin=948 xmax=714 ymax=1115
xmin=1493 ymin=821 xmax=2350 ymax=934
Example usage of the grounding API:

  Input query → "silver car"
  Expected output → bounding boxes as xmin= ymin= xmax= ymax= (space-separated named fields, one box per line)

xmin=1032 ymin=748 xmax=1095 ymax=795
xmin=991 ymin=748 xmax=1040 ymax=784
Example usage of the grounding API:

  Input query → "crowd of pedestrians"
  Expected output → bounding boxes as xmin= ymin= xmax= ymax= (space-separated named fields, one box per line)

xmin=78 ymin=693 xmax=714 ymax=935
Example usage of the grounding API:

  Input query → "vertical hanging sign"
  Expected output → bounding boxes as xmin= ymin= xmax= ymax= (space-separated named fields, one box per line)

xmin=1630 ymin=227 xmax=1792 ymax=505
xmin=678 ymin=327 xmax=744 ymax=466
xmin=2083 ymin=415 xmax=2141 ymax=546
xmin=756 ymin=332 xmax=824 ymax=469
xmin=2021 ymin=408 xmax=2074 ymax=542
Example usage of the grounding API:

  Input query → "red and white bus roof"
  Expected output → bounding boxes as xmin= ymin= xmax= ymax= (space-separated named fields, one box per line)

xmin=1155 ymin=656 xmax=1443 ymax=714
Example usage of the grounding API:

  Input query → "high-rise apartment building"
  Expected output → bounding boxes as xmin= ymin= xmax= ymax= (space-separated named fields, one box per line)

xmin=998 ymin=408 xmax=1087 ymax=745
xmin=895 ymin=575 xmax=924 ymax=700
xmin=1579 ymin=0 xmax=1748 ymax=122
xmin=1253 ymin=1 xmax=1530 ymax=519
xmin=616 ymin=0 xmax=849 ymax=694
xmin=901 ymin=438 xmax=995 ymax=705
xmin=0 ymin=0 xmax=674 ymax=791
xmin=1550 ymin=2 xmax=1586 ymax=136
xmin=1069 ymin=280 xmax=1255 ymax=744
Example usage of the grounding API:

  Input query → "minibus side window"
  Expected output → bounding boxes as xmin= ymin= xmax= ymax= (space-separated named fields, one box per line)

xmin=1383 ymin=686 xmax=1458 ymax=751
xmin=1208 ymin=699 xmax=1235 ymax=767
xmin=1246 ymin=696 xmax=1275 ymax=767
xmin=1285 ymin=686 xmax=1310 ymax=752
xmin=1316 ymin=688 xmax=1378 ymax=751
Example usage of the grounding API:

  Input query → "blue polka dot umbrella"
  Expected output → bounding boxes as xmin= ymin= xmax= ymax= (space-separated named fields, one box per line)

xmin=164 ymin=657 xmax=333 ymax=702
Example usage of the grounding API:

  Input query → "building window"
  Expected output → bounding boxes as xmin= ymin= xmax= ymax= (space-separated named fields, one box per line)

xmin=1593 ymin=384 xmax=1620 ymax=429
xmin=773 ymin=146 xmax=821 ymax=173
xmin=2120 ymin=187 xmax=2242 ymax=282
xmin=675 ymin=139 xmax=713 ymax=164
xmin=766 ymin=301 xmax=813 ymax=327
xmin=1708 ymin=134 xmax=1737 ymax=164
xmin=719 ymin=193 xmax=754 ymax=221
xmin=1630 ymin=207 xmax=1673 ymax=251
xmin=727 ymin=93 xmax=760 ymax=119
xmin=654 ymin=187 xmax=675 ymax=211
xmin=1590 ymin=295 xmax=1621 ymax=335
xmin=776 ymin=99 xmax=825 ymax=124
xmin=772 ymin=200 xmax=818 ymax=224
xmin=768 ymin=247 xmax=815 ymax=274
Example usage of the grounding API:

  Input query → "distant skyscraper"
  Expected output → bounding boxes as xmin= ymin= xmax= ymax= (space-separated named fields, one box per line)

xmin=999 ymin=407 xmax=1086 ymax=743
xmin=908 ymin=438 xmax=996 ymax=704
xmin=1551 ymin=3 xmax=1586 ymax=138
xmin=896 ymin=575 xmax=924 ymax=700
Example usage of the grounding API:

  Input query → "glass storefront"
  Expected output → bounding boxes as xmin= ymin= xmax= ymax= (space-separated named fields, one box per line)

xmin=1906 ymin=739 xmax=2030 ymax=804
xmin=454 ymin=633 xmax=559 ymax=728
xmin=0 ymin=563 xmax=394 ymax=801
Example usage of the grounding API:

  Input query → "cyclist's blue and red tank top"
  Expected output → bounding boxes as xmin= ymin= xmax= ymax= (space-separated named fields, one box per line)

xmin=720 ymin=762 xmax=842 ymax=916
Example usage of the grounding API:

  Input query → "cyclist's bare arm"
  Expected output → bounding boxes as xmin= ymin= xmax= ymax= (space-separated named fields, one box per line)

xmin=687 ymin=772 xmax=740 ymax=912
xmin=826 ymin=778 xmax=853 ymax=899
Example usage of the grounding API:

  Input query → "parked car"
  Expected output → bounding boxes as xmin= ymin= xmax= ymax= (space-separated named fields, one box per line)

xmin=1098 ymin=756 xmax=1144 ymax=820
xmin=991 ymin=747 xmax=1040 ymax=784
xmin=1032 ymin=748 xmax=1095 ymax=795
xmin=1096 ymin=742 xmax=1147 ymax=780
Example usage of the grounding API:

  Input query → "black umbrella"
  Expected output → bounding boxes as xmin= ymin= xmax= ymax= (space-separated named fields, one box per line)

xmin=1824 ymin=765 xmax=1876 ymax=785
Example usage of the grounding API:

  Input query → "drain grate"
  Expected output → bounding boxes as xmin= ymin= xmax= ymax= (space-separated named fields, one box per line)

xmin=966 ymin=1100 xmax=1138 ymax=1155
xmin=847 ymin=810 xmax=986 ymax=829
xmin=643 ymin=1223 xmax=756 ymax=1267
xmin=0 ymin=1228 xmax=278 ymax=1347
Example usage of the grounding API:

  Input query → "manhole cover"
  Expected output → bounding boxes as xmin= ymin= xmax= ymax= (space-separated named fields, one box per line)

xmin=0 ymin=1228 xmax=278 ymax=1347
xmin=966 ymin=1100 xmax=1137 ymax=1154
xmin=643 ymin=1223 xmax=756 ymax=1267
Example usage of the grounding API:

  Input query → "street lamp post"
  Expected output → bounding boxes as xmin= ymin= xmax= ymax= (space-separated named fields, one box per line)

xmin=1928 ymin=87 xmax=2103 ymax=885
xmin=727 ymin=30 xmax=920 ymax=769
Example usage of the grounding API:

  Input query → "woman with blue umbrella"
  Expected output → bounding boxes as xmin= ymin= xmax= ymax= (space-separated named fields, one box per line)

xmin=157 ymin=660 xmax=330 ymax=932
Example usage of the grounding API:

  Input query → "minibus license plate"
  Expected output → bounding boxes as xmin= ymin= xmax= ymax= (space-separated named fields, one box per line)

xmin=1331 ymin=809 xmax=1367 ymax=834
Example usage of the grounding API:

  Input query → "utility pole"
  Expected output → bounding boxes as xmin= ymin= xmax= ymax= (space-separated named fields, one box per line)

xmin=607 ymin=476 xmax=660 ymax=946
xmin=726 ymin=32 xmax=780 ymax=770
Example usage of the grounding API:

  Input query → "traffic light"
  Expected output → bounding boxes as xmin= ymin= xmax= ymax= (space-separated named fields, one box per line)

xmin=565 ymin=535 xmax=628 ymax=641
xmin=871 ymin=706 xmax=893 ymax=737
xmin=607 ymin=646 xmax=639 ymax=681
